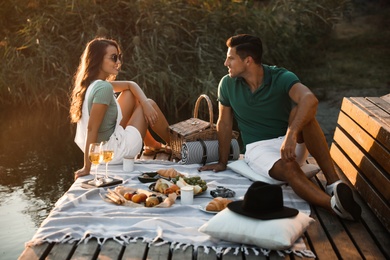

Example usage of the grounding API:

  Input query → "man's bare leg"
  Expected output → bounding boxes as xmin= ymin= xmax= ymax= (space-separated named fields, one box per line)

xmin=301 ymin=118 xmax=339 ymax=185
xmin=269 ymin=159 xmax=361 ymax=220
xmin=288 ymin=106 xmax=339 ymax=185
xmin=270 ymin=160 xmax=332 ymax=211
xmin=279 ymin=109 xmax=362 ymax=220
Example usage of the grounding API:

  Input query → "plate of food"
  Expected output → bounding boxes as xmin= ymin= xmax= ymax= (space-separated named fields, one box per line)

xmin=149 ymin=180 xmax=181 ymax=195
xmin=198 ymin=203 xmax=219 ymax=214
xmin=100 ymin=186 xmax=177 ymax=208
xmin=149 ymin=176 xmax=207 ymax=196
xmin=199 ymin=197 xmax=233 ymax=214
xmin=138 ymin=168 xmax=188 ymax=184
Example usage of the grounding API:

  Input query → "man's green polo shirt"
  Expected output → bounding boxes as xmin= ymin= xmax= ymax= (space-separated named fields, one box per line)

xmin=218 ymin=64 xmax=300 ymax=147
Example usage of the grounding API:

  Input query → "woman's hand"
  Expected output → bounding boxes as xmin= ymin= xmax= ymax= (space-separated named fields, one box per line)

xmin=74 ymin=167 xmax=90 ymax=180
xmin=141 ymin=101 xmax=158 ymax=126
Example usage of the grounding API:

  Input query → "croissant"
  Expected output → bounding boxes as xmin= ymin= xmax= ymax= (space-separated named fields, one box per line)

xmin=206 ymin=197 xmax=233 ymax=212
xmin=157 ymin=168 xmax=183 ymax=178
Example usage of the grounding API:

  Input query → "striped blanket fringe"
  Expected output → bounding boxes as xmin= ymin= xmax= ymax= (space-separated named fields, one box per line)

xmin=27 ymin=234 xmax=316 ymax=258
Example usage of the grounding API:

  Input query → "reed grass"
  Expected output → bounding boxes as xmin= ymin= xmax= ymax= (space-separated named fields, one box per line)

xmin=0 ymin=0 xmax=344 ymax=121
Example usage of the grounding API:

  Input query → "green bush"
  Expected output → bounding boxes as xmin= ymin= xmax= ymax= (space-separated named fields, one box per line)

xmin=0 ymin=0 xmax=344 ymax=121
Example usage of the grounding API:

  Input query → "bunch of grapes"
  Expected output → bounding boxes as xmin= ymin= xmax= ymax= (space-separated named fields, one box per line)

xmin=172 ymin=176 xmax=208 ymax=192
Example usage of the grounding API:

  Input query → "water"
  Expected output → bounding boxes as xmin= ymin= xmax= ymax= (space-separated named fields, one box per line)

xmin=0 ymin=109 xmax=82 ymax=259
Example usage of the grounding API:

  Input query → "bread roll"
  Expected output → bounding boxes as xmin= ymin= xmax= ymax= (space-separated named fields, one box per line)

xmin=157 ymin=168 xmax=183 ymax=178
xmin=205 ymin=197 xmax=233 ymax=212
xmin=145 ymin=197 xmax=160 ymax=207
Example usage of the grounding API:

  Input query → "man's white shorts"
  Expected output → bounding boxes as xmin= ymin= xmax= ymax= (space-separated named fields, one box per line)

xmin=244 ymin=136 xmax=308 ymax=184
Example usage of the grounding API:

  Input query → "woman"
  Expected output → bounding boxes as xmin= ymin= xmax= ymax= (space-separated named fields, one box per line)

xmin=70 ymin=38 xmax=170 ymax=180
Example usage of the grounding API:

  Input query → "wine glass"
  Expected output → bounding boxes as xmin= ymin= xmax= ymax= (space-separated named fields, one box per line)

xmin=88 ymin=143 xmax=103 ymax=186
xmin=101 ymin=141 xmax=114 ymax=182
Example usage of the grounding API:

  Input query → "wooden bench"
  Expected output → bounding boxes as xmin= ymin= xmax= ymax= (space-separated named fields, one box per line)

xmin=329 ymin=94 xmax=390 ymax=232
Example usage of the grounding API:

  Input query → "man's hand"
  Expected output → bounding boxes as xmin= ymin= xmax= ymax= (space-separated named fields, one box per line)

xmin=280 ymin=135 xmax=297 ymax=162
xmin=198 ymin=162 xmax=227 ymax=172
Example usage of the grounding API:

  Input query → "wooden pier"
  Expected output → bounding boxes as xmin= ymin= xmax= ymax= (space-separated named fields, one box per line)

xmin=19 ymin=95 xmax=390 ymax=259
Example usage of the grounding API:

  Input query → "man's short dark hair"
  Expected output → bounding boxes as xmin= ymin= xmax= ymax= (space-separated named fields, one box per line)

xmin=226 ymin=34 xmax=263 ymax=64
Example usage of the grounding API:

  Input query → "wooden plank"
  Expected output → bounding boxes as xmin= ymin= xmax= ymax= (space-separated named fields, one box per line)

xmin=144 ymin=243 xmax=171 ymax=259
xmin=309 ymin=171 xmax=360 ymax=259
xmin=337 ymin=111 xmax=390 ymax=175
xmin=220 ymin=248 xmax=287 ymax=260
xmin=18 ymin=243 xmax=53 ymax=260
xmin=98 ymin=239 xmax=124 ymax=259
xmin=381 ymin=93 xmax=390 ymax=103
xmin=353 ymin=97 xmax=390 ymax=127
xmin=220 ymin=248 xmax=245 ymax=259
xmin=311 ymin=172 xmax=365 ymax=259
xmin=333 ymin=126 xmax=390 ymax=201
xmin=311 ymin=206 xmax=362 ymax=259
xmin=340 ymin=97 xmax=390 ymax=150
xmin=333 ymin=162 xmax=390 ymax=259
xmin=137 ymin=153 xmax=155 ymax=161
xmin=309 ymin=158 xmax=389 ymax=259
xmin=243 ymin=249 xmax=268 ymax=260
xmin=325 ymin=161 xmax=389 ymax=259
xmin=196 ymin=247 xmax=218 ymax=259
xmin=330 ymin=143 xmax=390 ymax=232
xmin=342 ymin=219 xmax=387 ymax=260
xmin=155 ymin=152 xmax=171 ymax=161
xmin=366 ymin=97 xmax=390 ymax=115
xmin=122 ymin=239 xmax=147 ymax=259
xmin=267 ymin=251 xmax=291 ymax=259
xmin=300 ymin=236 xmax=316 ymax=260
xmin=137 ymin=150 xmax=172 ymax=161
xmin=47 ymin=242 xmax=76 ymax=259
xmin=171 ymin=245 xmax=194 ymax=259
xmin=308 ymin=154 xmax=338 ymax=260
xmin=304 ymin=207 xmax=339 ymax=259
xmin=71 ymin=239 xmax=100 ymax=259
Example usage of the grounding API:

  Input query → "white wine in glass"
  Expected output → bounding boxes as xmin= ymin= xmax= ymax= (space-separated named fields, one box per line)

xmin=101 ymin=141 xmax=114 ymax=182
xmin=88 ymin=143 xmax=103 ymax=186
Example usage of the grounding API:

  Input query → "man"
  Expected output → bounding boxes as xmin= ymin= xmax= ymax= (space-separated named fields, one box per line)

xmin=199 ymin=34 xmax=361 ymax=221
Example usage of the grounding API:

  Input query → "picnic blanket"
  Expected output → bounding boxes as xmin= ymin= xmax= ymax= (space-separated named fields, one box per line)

xmin=25 ymin=161 xmax=315 ymax=258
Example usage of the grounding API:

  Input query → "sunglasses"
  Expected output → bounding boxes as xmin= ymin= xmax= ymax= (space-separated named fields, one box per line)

xmin=108 ymin=53 xmax=123 ymax=63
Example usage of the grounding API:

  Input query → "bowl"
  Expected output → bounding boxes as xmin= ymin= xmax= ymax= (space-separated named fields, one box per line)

xmin=138 ymin=172 xmax=161 ymax=183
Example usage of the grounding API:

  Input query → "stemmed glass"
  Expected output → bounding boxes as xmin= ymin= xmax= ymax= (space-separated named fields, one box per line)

xmin=101 ymin=141 xmax=114 ymax=183
xmin=88 ymin=143 xmax=103 ymax=186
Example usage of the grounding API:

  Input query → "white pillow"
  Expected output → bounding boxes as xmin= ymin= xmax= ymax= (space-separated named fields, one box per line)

xmin=228 ymin=160 xmax=320 ymax=185
xmin=198 ymin=208 xmax=314 ymax=250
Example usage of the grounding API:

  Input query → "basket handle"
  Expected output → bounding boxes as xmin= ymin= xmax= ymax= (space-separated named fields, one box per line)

xmin=193 ymin=94 xmax=214 ymax=127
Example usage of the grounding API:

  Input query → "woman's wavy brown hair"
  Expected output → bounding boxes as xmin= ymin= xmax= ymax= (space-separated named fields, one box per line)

xmin=69 ymin=38 xmax=121 ymax=123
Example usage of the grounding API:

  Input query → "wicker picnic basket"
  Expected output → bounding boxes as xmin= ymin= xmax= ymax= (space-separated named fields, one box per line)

xmin=169 ymin=94 xmax=239 ymax=160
